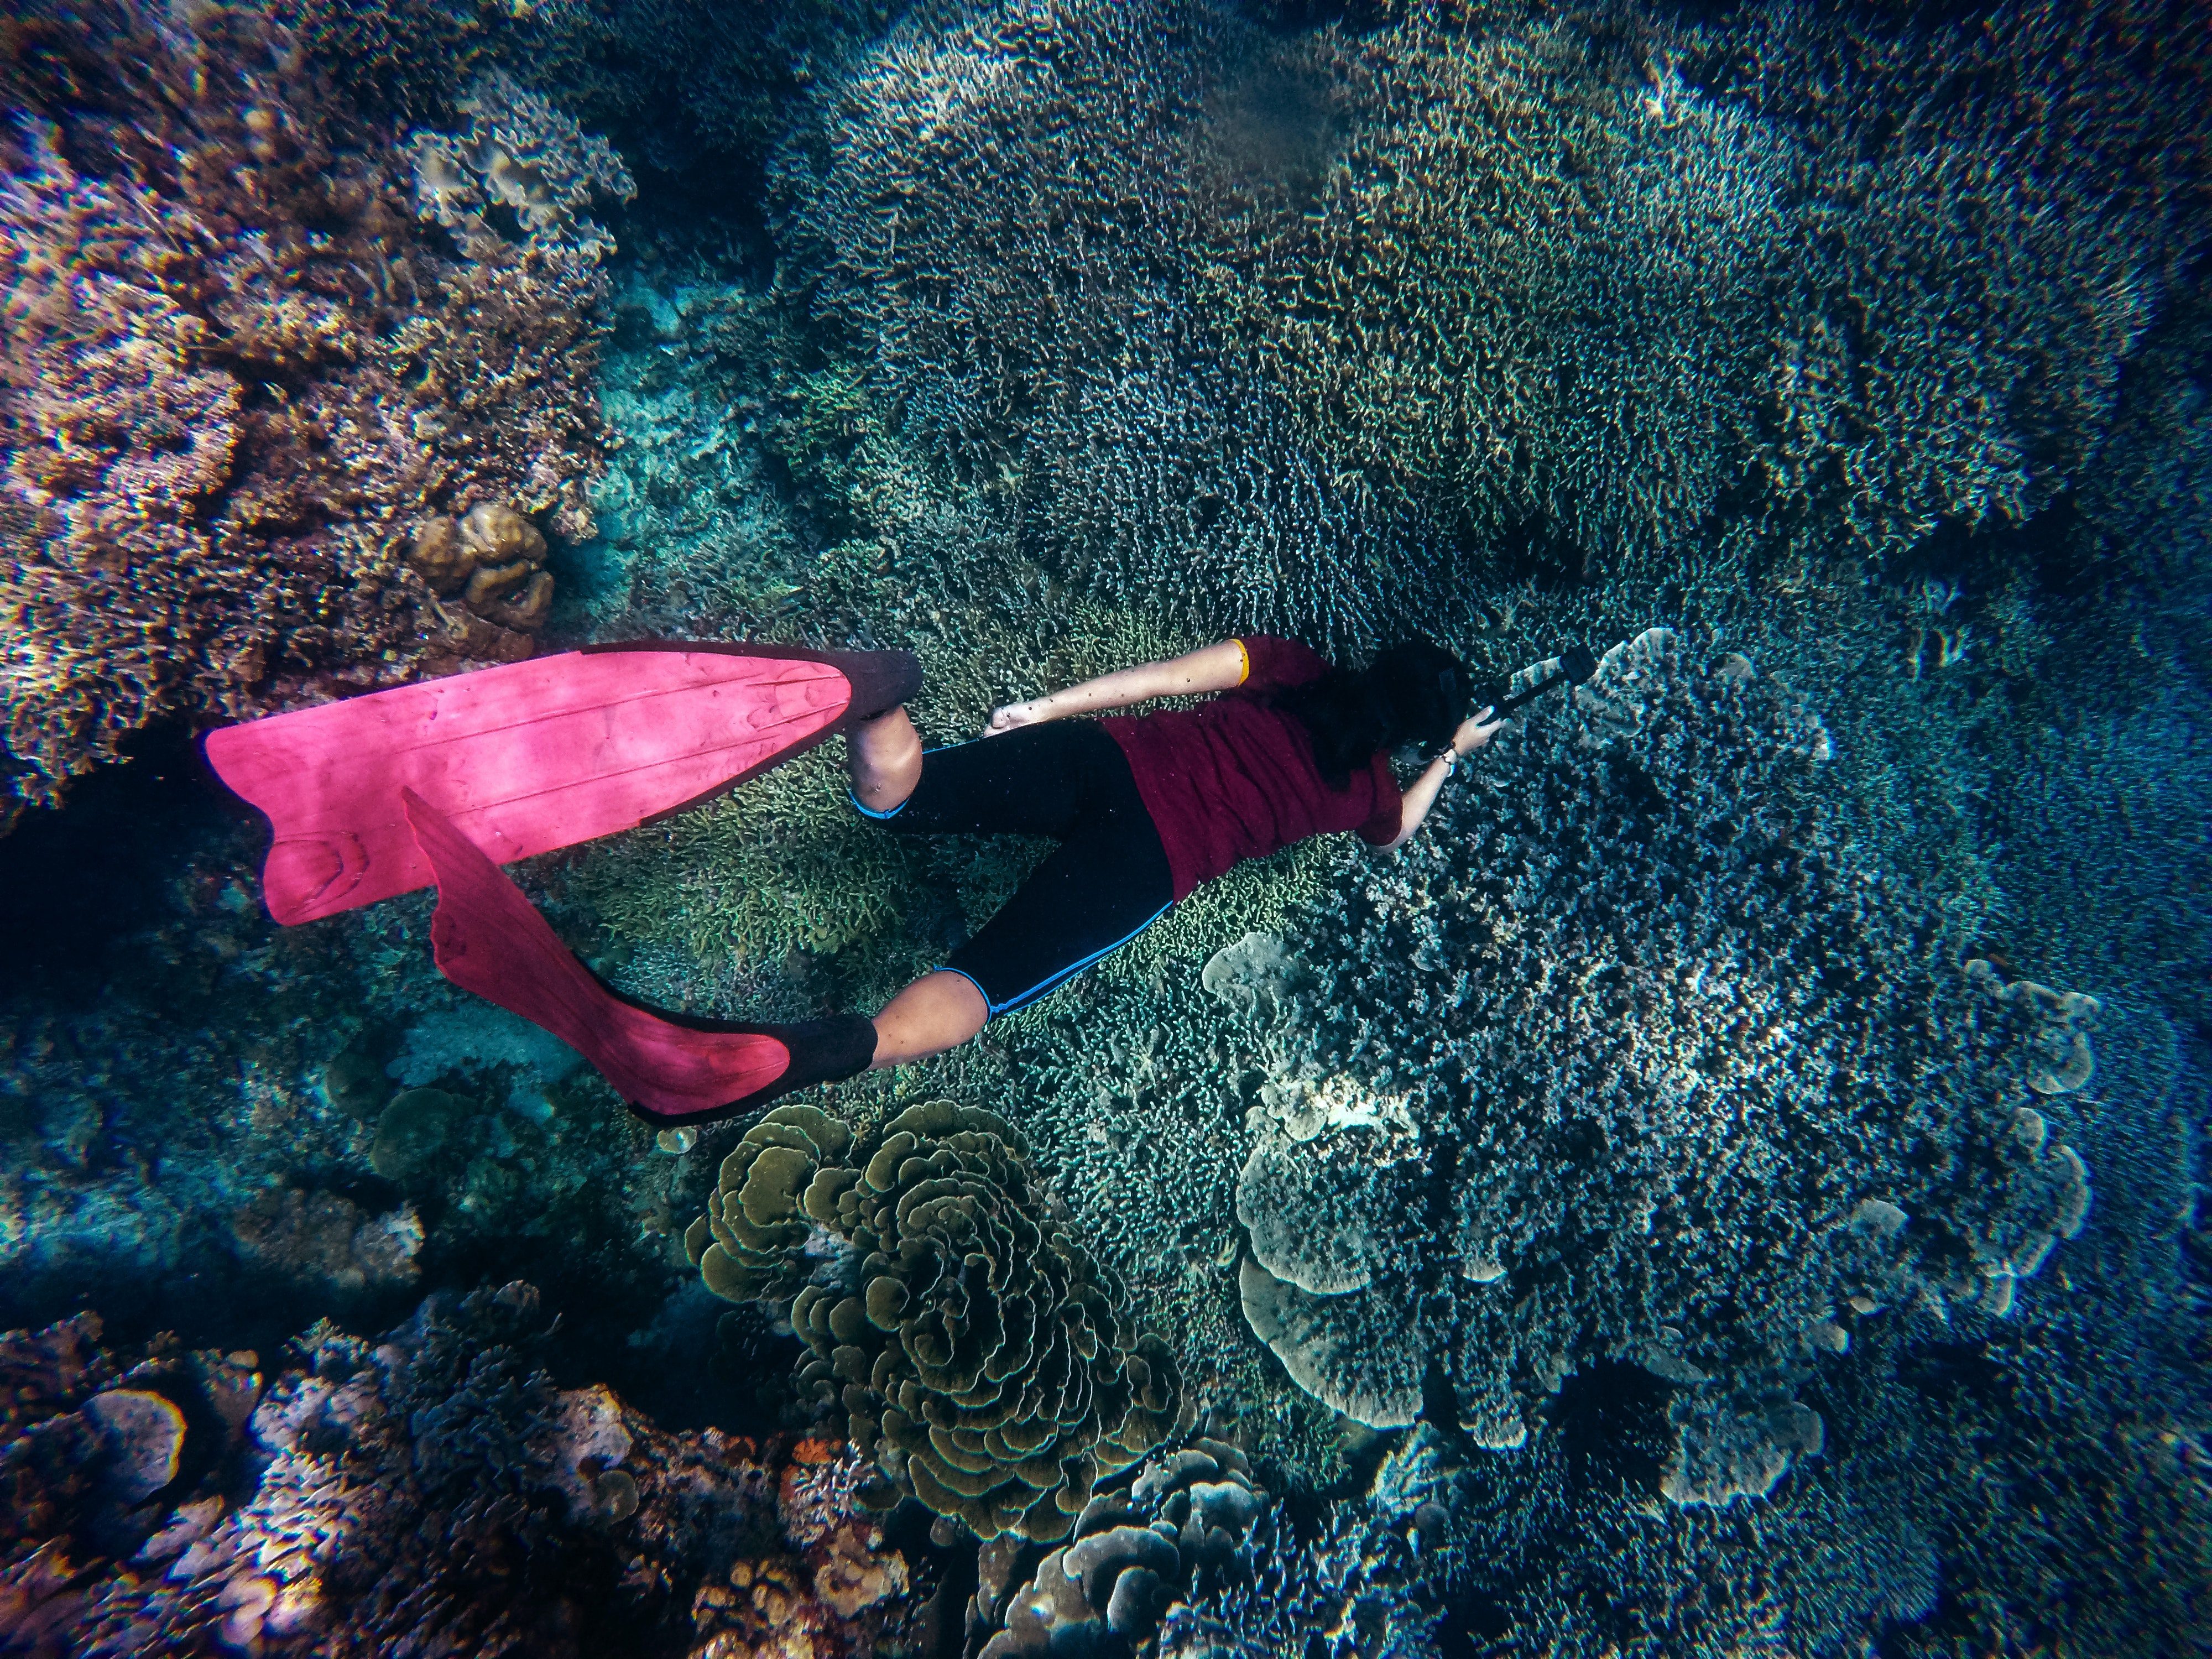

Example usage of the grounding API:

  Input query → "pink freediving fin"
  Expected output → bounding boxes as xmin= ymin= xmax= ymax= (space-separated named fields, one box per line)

xmin=206 ymin=641 xmax=920 ymax=925
xmin=402 ymin=789 xmax=876 ymax=1125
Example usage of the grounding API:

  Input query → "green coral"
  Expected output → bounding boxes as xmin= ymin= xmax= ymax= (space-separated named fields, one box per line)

xmin=1197 ymin=14 xmax=1790 ymax=573
xmin=576 ymin=747 xmax=925 ymax=972
xmin=687 ymin=1100 xmax=1183 ymax=1542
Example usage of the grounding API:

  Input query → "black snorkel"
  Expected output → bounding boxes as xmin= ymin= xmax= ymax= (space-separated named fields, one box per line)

xmin=1473 ymin=641 xmax=1599 ymax=718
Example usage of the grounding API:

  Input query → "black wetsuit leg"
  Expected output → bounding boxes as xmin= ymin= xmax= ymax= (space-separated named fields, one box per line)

xmin=853 ymin=720 xmax=1173 ymax=1015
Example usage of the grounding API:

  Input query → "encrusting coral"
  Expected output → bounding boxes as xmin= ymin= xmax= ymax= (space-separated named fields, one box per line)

xmin=687 ymin=1100 xmax=1185 ymax=1543
xmin=1234 ymin=630 xmax=2104 ymax=1504
xmin=0 ymin=3 xmax=627 ymax=824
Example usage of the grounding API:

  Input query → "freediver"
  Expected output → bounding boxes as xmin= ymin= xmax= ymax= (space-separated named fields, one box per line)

xmin=841 ymin=634 xmax=1503 ymax=1077
xmin=211 ymin=632 xmax=1587 ymax=1125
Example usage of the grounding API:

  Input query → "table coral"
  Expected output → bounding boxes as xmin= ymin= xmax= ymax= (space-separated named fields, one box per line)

xmin=1239 ymin=629 xmax=2106 ymax=1503
xmin=688 ymin=1100 xmax=1185 ymax=1542
xmin=0 ymin=2 xmax=625 ymax=825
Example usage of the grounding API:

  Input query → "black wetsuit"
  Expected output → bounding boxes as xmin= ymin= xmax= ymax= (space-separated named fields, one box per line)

xmin=853 ymin=721 xmax=1173 ymax=1015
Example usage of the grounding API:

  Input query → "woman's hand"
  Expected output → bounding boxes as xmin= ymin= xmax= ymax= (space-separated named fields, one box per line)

xmin=984 ymin=700 xmax=1045 ymax=738
xmin=1451 ymin=706 xmax=1503 ymax=757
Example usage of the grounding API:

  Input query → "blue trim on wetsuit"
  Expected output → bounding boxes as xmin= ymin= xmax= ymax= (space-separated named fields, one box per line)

xmin=849 ymin=787 xmax=908 ymax=821
xmin=966 ymin=899 xmax=1172 ymax=1016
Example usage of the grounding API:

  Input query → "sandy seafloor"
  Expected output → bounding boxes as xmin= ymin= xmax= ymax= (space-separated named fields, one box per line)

xmin=0 ymin=2 xmax=2207 ymax=1656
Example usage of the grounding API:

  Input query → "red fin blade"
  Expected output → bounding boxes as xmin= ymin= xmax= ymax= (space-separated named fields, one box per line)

xmin=400 ymin=787 xmax=789 ymax=1118
xmin=205 ymin=645 xmax=921 ymax=924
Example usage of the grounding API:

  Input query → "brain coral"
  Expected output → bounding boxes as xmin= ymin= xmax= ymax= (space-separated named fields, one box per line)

xmin=1240 ymin=630 xmax=2101 ymax=1503
xmin=0 ymin=1 xmax=624 ymax=822
xmin=688 ymin=1100 xmax=1184 ymax=1541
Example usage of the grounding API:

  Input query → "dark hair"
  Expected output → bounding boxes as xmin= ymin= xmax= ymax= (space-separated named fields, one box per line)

xmin=1273 ymin=638 xmax=1473 ymax=789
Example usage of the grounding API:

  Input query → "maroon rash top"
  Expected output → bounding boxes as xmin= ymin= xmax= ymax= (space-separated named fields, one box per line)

xmin=1099 ymin=634 xmax=1404 ymax=901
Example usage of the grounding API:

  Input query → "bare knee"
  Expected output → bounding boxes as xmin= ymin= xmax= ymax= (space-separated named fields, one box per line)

xmin=850 ymin=707 xmax=922 ymax=814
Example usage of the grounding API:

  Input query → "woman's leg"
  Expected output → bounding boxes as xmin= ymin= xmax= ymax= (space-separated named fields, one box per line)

xmin=849 ymin=707 xmax=923 ymax=814
xmin=850 ymin=720 xmax=1171 ymax=1065
xmin=868 ymin=969 xmax=988 ymax=1066
xmin=851 ymin=719 xmax=1098 ymax=837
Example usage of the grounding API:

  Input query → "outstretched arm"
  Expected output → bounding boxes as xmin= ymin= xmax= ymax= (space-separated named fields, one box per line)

xmin=985 ymin=640 xmax=1248 ymax=735
xmin=1379 ymin=707 xmax=1502 ymax=851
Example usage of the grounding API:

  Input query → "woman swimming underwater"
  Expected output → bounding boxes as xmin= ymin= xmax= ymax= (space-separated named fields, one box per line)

xmin=825 ymin=634 xmax=1503 ymax=1086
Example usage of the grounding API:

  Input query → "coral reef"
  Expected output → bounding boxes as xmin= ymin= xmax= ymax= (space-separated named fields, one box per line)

xmin=0 ymin=2 xmax=623 ymax=822
xmin=6 ymin=1 xmax=2207 ymax=1651
xmin=776 ymin=0 xmax=1462 ymax=647
xmin=1197 ymin=14 xmax=1792 ymax=572
xmin=1204 ymin=0 xmax=2210 ymax=574
xmin=1238 ymin=631 xmax=2105 ymax=1500
xmin=1704 ymin=0 xmax=2212 ymax=563
xmin=777 ymin=0 xmax=2210 ymax=629
xmin=967 ymin=1432 xmax=1431 ymax=1658
xmin=0 ymin=1285 xmax=925 ymax=1657
xmin=689 ymin=1100 xmax=1184 ymax=1542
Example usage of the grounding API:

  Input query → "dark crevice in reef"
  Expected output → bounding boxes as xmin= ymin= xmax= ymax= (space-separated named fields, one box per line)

xmin=1551 ymin=1360 xmax=1674 ymax=1500
xmin=1480 ymin=510 xmax=1593 ymax=592
xmin=0 ymin=722 xmax=249 ymax=1001
xmin=1891 ymin=497 xmax=2101 ymax=607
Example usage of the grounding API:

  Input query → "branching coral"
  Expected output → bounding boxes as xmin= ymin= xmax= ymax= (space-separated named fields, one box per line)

xmin=1199 ymin=0 xmax=2210 ymax=579
xmin=1197 ymin=15 xmax=1792 ymax=573
xmin=0 ymin=2 xmax=623 ymax=823
xmin=1711 ymin=0 xmax=2209 ymax=562
xmin=688 ymin=1100 xmax=1184 ymax=1542
xmin=776 ymin=0 xmax=1461 ymax=648
xmin=1235 ymin=630 xmax=2105 ymax=1503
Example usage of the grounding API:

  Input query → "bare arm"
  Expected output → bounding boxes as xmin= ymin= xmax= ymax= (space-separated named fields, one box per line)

xmin=1379 ymin=707 xmax=1502 ymax=851
xmin=984 ymin=640 xmax=1249 ymax=735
